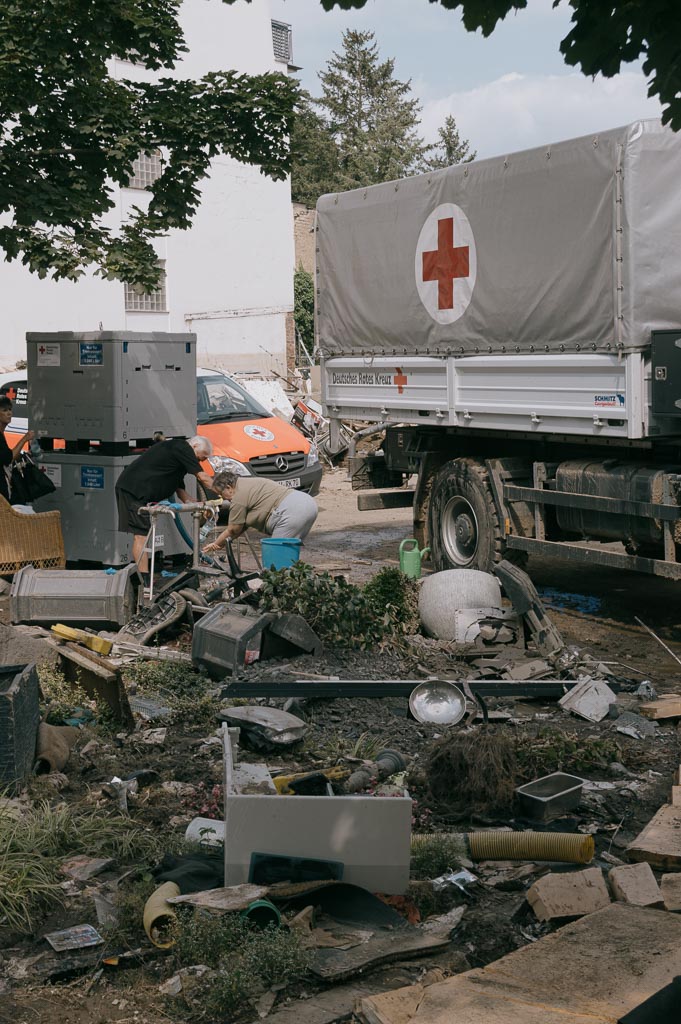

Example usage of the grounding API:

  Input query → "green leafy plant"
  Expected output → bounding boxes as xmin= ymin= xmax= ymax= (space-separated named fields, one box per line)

xmin=293 ymin=265 xmax=315 ymax=355
xmin=124 ymin=659 xmax=215 ymax=727
xmin=363 ymin=567 xmax=420 ymax=635
xmin=259 ymin=562 xmax=418 ymax=649
xmin=38 ymin=664 xmax=91 ymax=723
xmin=515 ymin=728 xmax=625 ymax=780
xmin=172 ymin=910 xmax=312 ymax=1020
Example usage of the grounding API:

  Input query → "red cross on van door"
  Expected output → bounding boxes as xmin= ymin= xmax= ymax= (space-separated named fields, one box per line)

xmin=415 ymin=203 xmax=477 ymax=326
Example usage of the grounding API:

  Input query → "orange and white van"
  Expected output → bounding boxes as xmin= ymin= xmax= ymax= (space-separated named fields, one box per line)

xmin=0 ymin=368 xmax=322 ymax=494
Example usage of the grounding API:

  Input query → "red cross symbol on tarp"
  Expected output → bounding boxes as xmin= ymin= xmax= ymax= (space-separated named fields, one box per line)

xmin=4 ymin=387 xmax=17 ymax=400
xmin=39 ymin=345 xmax=46 ymax=354
xmin=422 ymin=217 xmax=470 ymax=311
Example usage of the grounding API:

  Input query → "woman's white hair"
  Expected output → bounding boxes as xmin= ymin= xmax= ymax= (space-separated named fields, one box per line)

xmin=189 ymin=435 xmax=213 ymax=457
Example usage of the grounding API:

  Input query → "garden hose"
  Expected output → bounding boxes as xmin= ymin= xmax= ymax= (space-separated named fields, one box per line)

xmin=411 ymin=830 xmax=594 ymax=865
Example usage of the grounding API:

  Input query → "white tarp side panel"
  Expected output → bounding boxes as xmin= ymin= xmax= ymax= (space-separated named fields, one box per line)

xmin=621 ymin=120 xmax=681 ymax=347
xmin=317 ymin=122 xmax=677 ymax=360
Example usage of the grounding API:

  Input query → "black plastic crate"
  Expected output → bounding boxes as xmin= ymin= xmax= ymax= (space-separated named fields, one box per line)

xmin=0 ymin=663 xmax=40 ymax=795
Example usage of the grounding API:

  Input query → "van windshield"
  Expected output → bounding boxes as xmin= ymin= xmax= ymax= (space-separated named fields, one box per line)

xmin=197 ymin=374 xmax=272 ymax=424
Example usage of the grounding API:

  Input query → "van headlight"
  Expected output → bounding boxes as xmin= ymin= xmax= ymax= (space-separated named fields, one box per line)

xmin=207 ymin=456 xmax=250 ymax=476
xmin=306 ymin=441 xmax=320 ymax=466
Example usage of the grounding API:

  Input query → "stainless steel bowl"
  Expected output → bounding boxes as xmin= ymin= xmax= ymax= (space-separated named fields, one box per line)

xmin=408 ymin=679 xmax=467 ymax=726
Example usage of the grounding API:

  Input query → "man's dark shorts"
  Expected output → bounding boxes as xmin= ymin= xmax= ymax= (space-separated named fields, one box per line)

xmin=116 ymin=488 xmax=151 ymax=536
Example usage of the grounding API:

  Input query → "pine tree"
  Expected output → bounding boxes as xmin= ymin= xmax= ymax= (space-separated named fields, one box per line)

xmin=290 ymin=91 xmax=343 ymax=207
xmin=317 ymin=30 xmax=430 ymax=190
xmin=426 ymin=115 xmax=476 ymax=170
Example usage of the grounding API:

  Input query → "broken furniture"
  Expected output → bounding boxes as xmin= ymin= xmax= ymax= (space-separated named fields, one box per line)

xmin=193 ymin=605 xmax=322 ymax=678
xmin=11 ymin=564 xmax=138 ymax=627
xmin=0 ymin=662 xmax=40 ymax=794
xmin=0 ymin=496 xmax=65 ymax=573
xmin=221 ymin=726 xmax=412 ymax=894
xmin=359 ymin=904 xmax=681 ymax=1024
xmin=493 ymin=559 xmax=566 ymax=656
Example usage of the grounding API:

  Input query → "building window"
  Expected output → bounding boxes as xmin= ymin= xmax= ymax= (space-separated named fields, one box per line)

xmin=124 ymin=262 xmax=167 ymax=313
xmin=128 ymin=150 xmax=163 ymax=190
xmin=271 ymin=20 xmax=292 ymax=64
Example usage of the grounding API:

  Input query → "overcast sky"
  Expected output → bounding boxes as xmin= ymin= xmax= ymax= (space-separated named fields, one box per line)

xmin=269 ymin=0 xmax=663 ymax=159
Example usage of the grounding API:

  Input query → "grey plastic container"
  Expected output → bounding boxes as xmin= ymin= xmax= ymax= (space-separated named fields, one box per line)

xmin=27 ymin=331 xmax=197 ymax=444
xmin=33 ymin=452 xmax=193 ymax=565
xmin=515 ymin=771 xmax=584 ymax=822
xmin=192 ymin=604 xmax=275 ymax=679
xmin=0 ymin=663 xmax=40 ymax=795
xmin=10 ymin=564 xmax=138 ymax=627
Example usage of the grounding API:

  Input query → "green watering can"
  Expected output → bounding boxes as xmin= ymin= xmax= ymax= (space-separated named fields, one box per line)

xmin=399 ymin=538 xmax=430 ymax=579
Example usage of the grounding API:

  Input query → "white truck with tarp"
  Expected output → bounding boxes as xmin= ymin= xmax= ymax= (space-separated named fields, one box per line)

xmin=317 ymin=119 xmax=681 ymax=577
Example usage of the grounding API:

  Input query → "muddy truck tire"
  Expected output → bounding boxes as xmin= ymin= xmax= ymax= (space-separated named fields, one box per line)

xmin=428 ymin=458 xmax=526 ymax=573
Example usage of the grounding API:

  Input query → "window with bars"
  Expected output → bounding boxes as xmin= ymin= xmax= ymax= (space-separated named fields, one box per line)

xmin=124 ymin=262 xmax=167 ymax=313
xmin=128 ymin=150 xmax=163 ymax=190
xmin=271 ymin=20 xmax=292 ymax=64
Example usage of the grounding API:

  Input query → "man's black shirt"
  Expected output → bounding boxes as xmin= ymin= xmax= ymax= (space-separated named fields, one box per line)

xmin=116 ymin=438 xmax=201 ymax=502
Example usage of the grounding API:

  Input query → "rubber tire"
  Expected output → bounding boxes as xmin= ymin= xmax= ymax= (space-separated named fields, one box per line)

xmin=428 ymin=458 xmax=527 ymax=573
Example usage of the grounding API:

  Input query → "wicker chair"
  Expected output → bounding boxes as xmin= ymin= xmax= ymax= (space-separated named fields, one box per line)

xmin=0 ymin=496 xmax=65 ymax=573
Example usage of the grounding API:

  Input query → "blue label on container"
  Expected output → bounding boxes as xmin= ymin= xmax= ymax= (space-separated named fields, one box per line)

xmin=81 ymin=466 xmax=105 ymax=488
xmin=79 ymin=342 xmax=104 ymax=366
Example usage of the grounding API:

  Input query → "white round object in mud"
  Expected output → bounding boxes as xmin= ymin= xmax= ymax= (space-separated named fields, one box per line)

xmin=419 ymin=569 xmax=502 ymax=640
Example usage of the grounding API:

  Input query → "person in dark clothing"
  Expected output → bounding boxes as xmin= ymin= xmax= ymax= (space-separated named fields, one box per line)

xmin=0 ymin=395 xmax=34 ymax=504
xmin=116 ymin=435 xmax=214 ymax=571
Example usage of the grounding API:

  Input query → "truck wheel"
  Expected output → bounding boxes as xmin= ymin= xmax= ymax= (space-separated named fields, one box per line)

xmin=429 ymin=458 xmax=525 ymax=573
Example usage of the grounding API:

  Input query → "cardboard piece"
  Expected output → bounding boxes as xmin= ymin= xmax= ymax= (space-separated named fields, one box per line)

xmin=627 ymin=803 xmax=681 ymax=869
xmin=639 ymin=696 xmax=681 ymax=720
xmin=360 ymin=905 xmax=681 ymax=1024
xmin=660 ymin=873 xmax=681 ymax=912
xmin=608 ymin=863 xmax=664 ymax=908
xmin=527 ymin=867 xmax=611 ymax=922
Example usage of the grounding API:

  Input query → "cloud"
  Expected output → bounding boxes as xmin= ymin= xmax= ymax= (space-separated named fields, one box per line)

xmin=422 ymin=70 xmax=664 ymax=159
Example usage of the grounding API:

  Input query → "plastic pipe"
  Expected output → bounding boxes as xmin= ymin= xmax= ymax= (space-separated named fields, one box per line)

xmin=466 ymin=830 xmax=594 ymax=864
xmin=143 ymin=881 xmax=180 ymax=948
xmin=240 ymin=899 xmax=281 ymax=929
xmin=411 ymin=831 xmax=594 ymax=865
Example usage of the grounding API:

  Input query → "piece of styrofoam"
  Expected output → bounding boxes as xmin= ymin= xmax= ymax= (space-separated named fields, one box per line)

xmin=559 ymin=678 xmax=617 ymax=723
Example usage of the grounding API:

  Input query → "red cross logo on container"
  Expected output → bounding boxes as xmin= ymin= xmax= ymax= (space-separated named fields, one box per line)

xmin=415 ymin=203 xmax=476 ymax=325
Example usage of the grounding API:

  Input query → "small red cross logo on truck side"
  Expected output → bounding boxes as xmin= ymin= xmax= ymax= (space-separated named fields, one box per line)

xmin=3 ymin=387 xmax=17 ymax=400
xmin=394 ymin=369 xmax=408 ymax=394
xmin=422 ymin=217 xmax=470 ymax=311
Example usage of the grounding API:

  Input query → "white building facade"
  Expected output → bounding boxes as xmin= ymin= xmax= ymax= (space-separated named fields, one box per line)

xmin=0 ymin=0 xmax=295 ymax=376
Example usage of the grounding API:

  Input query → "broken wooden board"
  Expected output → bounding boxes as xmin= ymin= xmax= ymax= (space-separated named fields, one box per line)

xmin=359 ymin=905 xmax=681 ymax=1024
xmin=627 ymin=803 xmax=681 ymax=869
xmin=639 ymin=696 xmax=681 ymax=720
xmin=310 ymin=930 xmax=451 ymax=983
xmin=167 ymin=884 xmax=269 ymax=912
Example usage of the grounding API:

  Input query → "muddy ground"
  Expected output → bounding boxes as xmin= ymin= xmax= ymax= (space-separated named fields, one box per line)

xmin=1 ymin=468 xmax=680 ymax=1024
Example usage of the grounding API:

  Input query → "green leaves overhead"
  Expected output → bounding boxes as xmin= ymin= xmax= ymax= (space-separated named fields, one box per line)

xmin=0 ymin=0 xmax=296 ymax=288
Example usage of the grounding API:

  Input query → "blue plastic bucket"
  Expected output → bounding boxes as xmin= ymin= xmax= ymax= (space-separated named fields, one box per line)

xmin=261 ymin=537 xmax=302 ymax=570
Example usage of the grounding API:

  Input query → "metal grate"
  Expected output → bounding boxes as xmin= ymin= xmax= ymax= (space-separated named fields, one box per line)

xmin=249 ymin=451 xmax=305 ymax=477
xmin=128 ymin=150 xmax=163 ymax=190
xmin=271 ymin=20 xmax=292 ymax=64
xmin=124 ymin=261 xmax=167 ymax=313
